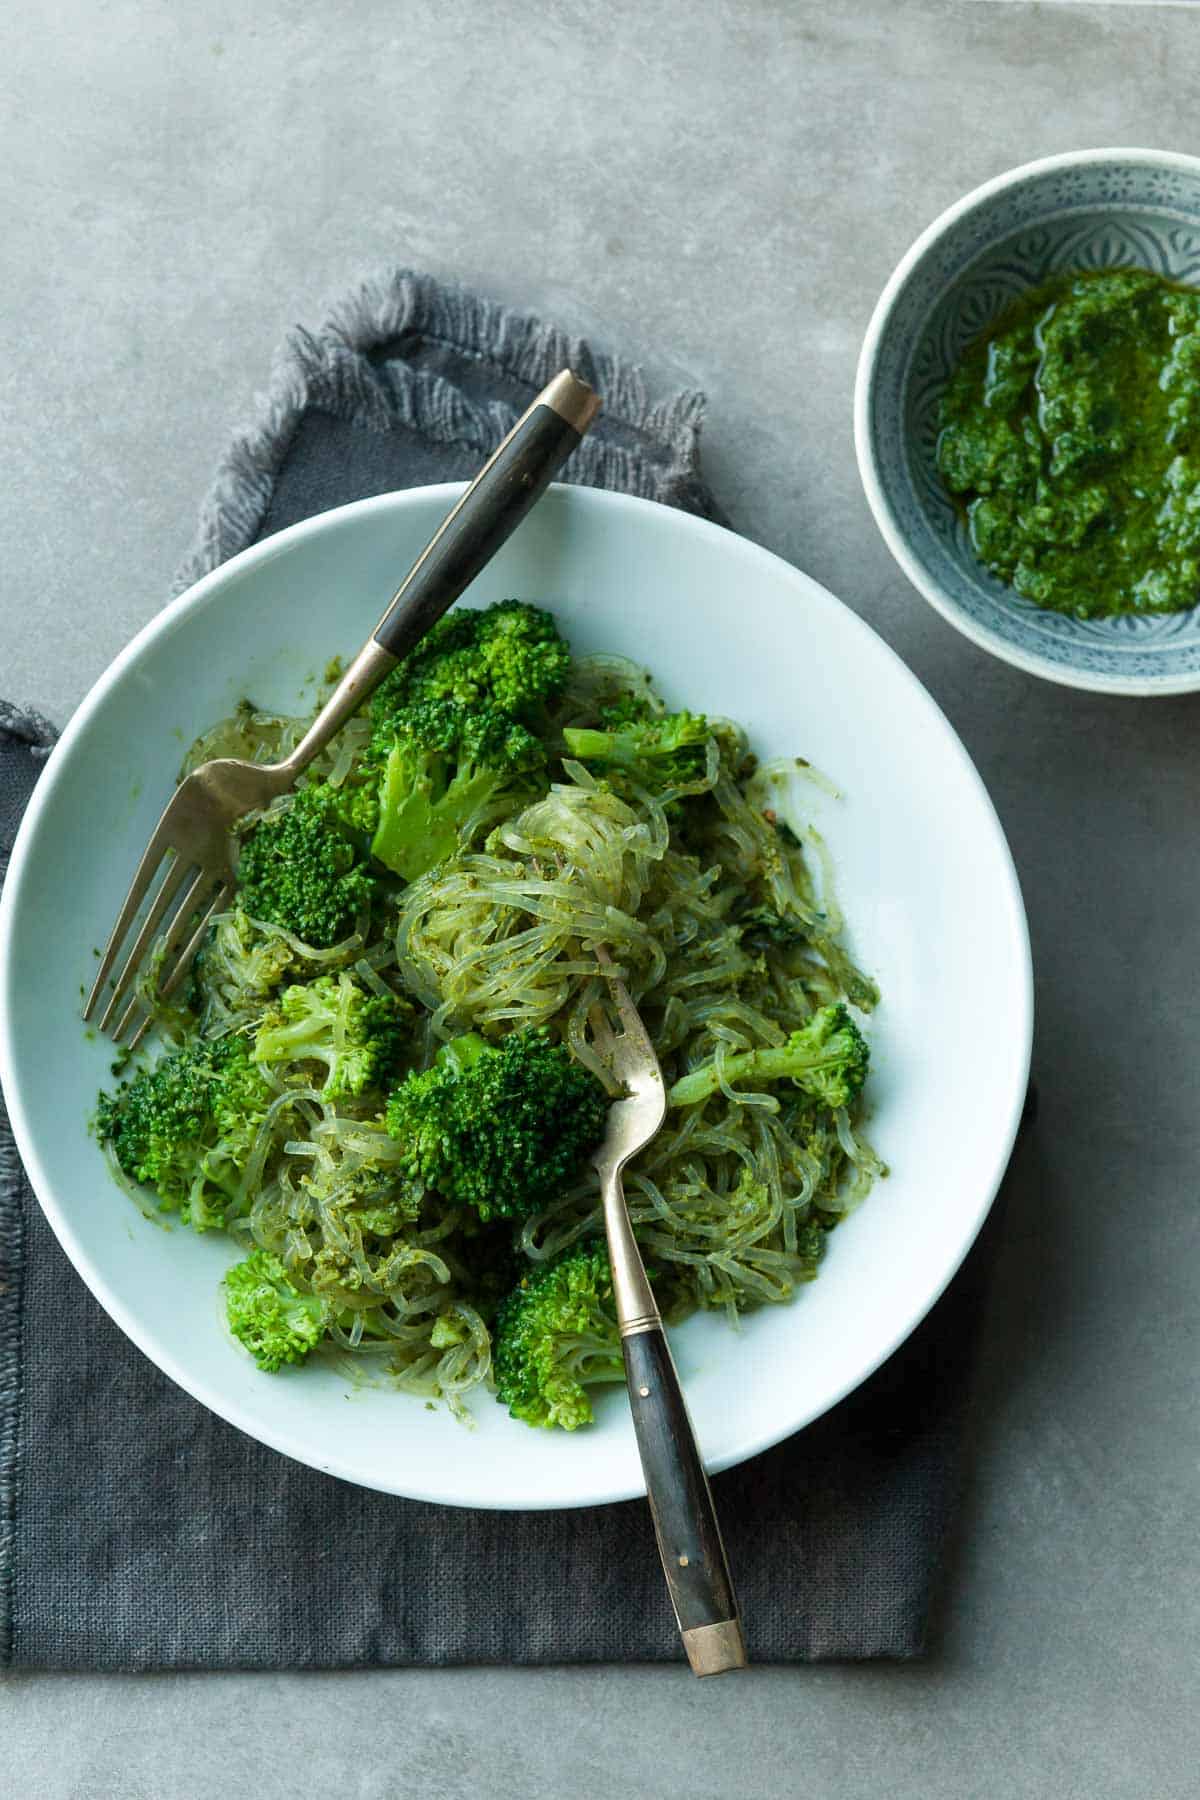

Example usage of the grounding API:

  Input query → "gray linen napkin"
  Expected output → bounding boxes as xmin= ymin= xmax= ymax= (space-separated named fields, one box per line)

xmin=0 ymin=272 xmax=1024 ymax=1668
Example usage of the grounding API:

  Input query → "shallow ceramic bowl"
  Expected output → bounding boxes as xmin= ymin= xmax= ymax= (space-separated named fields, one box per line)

xmin=0 ymin=486 xmax=1031 ymax=1507
xmin=856 ymin=148 xmax=1200 ymax=695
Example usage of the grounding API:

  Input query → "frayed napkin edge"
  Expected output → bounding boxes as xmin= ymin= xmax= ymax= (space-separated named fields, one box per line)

xmin=175 ymin=267 xmax=710 ymax=594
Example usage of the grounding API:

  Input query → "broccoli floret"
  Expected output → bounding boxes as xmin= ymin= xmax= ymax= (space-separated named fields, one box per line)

xmin=304 ymin=773 xmax=381 ymax=842
xmin=370 ymin=700 xmax=546 ymax=882
xmin=668 ymin=1002 xmax=870 ymax=1112
xmin=562 ymin=709 xmax=711 ymax=788
xmin=96 ymin=1035 xmax=272 ymax=1225
xmin=236 ymin=786 xmax=377 ymax=948
xmin=96 ymin=1045 xmax=213 ymax=1207
xmin=254 ymin=971 xmax=412 ymax=1097
xmin=596 ymin=691 xmax=659 ymax=728
xmin=365 ymin=601 xmax=569 ymax=882
xmin=369 ymin=600 xmax=570 ymax=749
xmin=384 ymin=1028 xmax=608 ymax=1222
xmin=492 ymin=1243 xmax=624 ymax=1429
xmin=346 ymin=1190 xmax=424 ymax=1238
xmin=223 ymin=1248 xmax=328 ymax=1372
xmin=209 ymin=1037 xmax=276 ymax=1163
xmin=469 ymin=598 xmax=572 ymax=714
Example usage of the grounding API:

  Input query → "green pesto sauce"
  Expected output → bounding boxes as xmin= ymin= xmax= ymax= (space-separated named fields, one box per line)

xmin=936 ymin=268 xmax=1200 ymax=619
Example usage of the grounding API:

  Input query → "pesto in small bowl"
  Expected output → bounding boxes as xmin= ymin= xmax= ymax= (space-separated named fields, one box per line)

xmin=855 ymin=149 xmax=1200 ymax=694
xmin=937 ymin=269 xmax=1200 ymax=621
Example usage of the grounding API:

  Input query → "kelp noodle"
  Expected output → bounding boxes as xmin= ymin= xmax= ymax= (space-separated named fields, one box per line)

xmin=133 ymin=652 xmax=882 ymax=1416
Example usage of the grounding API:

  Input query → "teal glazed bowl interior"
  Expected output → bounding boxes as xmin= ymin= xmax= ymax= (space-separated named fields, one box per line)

xmin=856 ymin=148 xmax=1200 ymax=695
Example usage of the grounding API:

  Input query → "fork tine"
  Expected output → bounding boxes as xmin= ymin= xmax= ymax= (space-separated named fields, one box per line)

xmin=118 ymin=880 xmax=233 ymax=1051
xmin=95 ymin=857 xmax=201 ymax=1033
xmin=155 ymin=880 xmax=233 ymax=1005
xmin=593 ymin=949 xmax=657 ymax=1059
xmin=587 ymin=1002 xmax=619 ymax=1060
xmin=82 ymin=819 xmax=180 ymax=1023
xmin=607 ymin=980 xmax=656 ymax=1056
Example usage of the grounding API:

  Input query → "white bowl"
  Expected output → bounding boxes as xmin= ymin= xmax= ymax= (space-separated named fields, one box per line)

xmin=0 ymin=485 xmax=1032 ymax=1509
xmin=856 ymin=148 xmax=1200 ymax=695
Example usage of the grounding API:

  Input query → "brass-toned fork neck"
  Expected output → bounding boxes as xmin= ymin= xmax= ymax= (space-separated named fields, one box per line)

xmin=273 ymin=639 xmax=398 ymax=783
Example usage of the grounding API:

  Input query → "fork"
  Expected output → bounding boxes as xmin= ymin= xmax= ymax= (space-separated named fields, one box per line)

xmin=589 ymin=945 xmax=748 ymax=1677
xmin=83 ymin=369 xmax=600 ymax=1048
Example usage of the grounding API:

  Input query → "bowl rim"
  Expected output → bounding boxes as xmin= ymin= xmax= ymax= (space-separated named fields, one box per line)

xmin=854 ymin=145 xmax=1200 ymax=698
xmin=0 ymin=481 xmax=1034 ymax=1507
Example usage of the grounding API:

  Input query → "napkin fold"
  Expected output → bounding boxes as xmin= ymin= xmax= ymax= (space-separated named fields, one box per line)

xmin=0 ymin=270 xmax=1024 ymax=1668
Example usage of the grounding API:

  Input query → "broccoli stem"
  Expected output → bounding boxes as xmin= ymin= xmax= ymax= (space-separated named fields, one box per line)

xmin=669 ymin=1042 xmax=840 ymax=1106
xmin=561 ymin=727 xmax=630 ymax=761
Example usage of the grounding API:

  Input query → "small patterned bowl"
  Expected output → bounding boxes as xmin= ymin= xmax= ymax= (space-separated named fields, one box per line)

xmin=855 ymin=148 xmax=1200 ymax=695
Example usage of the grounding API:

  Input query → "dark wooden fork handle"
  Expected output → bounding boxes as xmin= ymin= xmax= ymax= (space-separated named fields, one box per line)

xmin=623 ymin=1326 xmax=748 ymax=1676
xmin=372 ymin=370 xmax=598 ymax=660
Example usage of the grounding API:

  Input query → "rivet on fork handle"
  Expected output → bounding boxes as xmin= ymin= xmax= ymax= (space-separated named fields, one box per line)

xmin=621 ymin=1321 xmax=748 ymax=1677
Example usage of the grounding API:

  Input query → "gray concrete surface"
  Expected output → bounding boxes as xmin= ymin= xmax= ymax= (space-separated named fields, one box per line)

xmin=3 ymin=1 xmax=1199 ymax=1795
